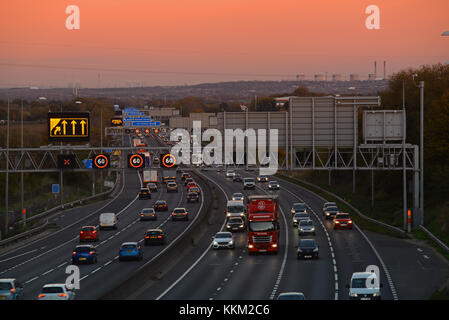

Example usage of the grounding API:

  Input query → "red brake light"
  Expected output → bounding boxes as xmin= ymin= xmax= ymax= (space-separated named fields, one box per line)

xmin=10 ymin=288 xmax=15 ymax=294
xmin=72 ymin=251 xmax=77 ymax=255
xmin=89 ymin=251 xmax=94 ymax=255
xmin=38 ymin=294 xmax=46 ymax=298
xmin=58 ymin=293 xmax=67 ymax=297
xmin=145 ymin=236 xmax=149 ymax=239
xmin=80 ymin=231 xmax=84 ymax=234
xmin=157 ymin=236 xmax=162 ymax=238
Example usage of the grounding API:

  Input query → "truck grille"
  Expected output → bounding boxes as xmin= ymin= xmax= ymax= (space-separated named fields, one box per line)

xmin=252 ymin=235 xmax=272 ymax=243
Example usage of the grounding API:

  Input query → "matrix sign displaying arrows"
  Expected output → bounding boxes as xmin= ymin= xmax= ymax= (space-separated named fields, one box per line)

xmin=48 ymin=112 xmax=90 ymax=142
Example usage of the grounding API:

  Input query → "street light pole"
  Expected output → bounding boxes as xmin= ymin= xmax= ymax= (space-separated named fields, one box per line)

xmin=4 ymin=99 xmax=10 ymax=236
xmin=419 ymin=81 xmax=424 ymax=226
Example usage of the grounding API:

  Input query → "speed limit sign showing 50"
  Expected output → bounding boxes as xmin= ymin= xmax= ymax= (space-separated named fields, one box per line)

xmin=128 ymin=154 xmax=145 ymax=169
xmin=93 ymin=154 xmax=110 ymax=169
xmin=161 ymin=153 xmax=176 ymax=168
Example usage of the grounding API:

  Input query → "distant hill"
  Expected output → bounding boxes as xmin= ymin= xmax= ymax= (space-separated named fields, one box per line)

xmin=0 ymin=80 xmax=388 ymax=103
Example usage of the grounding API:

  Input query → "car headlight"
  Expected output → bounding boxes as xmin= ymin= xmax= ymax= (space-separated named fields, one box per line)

xmin=297 ymin=248 xmax=302 ymax=252
xmin=229 ymin=240 xmax=234 ymax=245
xmin=226 ymin=225 xmax=231 ymax=228
xmin=239 ymin=224 xmax=244 ymax=228
xmin=227 ymin=213 xmax=231 ymax=217
xmin=310 ymin=227 xmax=315 ymax=231
xmin=372 ymin=293 xmax=378 ymax=297
xmin=293 ymin=219 xmax=298 ymax=223
xmin=351 ymin=293 xmax=358 ymax=297
xmin=313 ymin=248 xmax=319 ymax=252
xmin=213 ymin=241 xmax=218 ymax=246
xmin=240 ymin=213 xmax=245 ymax=217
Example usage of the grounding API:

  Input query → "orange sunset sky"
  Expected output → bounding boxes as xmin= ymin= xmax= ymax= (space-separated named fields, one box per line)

xmin=0 ymin=0 xmax=448 ymax=87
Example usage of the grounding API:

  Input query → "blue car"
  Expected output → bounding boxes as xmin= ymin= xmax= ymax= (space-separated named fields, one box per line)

xmin=72 ymin=245 xmax=97 ymax=264
xmin=119 ymin=242 xmax=143 ymax=261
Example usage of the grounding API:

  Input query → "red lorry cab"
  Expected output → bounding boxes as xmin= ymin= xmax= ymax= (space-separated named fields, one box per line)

xmin=246 ymin=195 xmax=280 ymax=254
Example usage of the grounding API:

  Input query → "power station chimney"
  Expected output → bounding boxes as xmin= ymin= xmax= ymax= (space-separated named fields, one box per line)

xmin=374 ymin=61 xmax=377 ymax=78
xmin=383 ymin=61 xmax=386 ymax=79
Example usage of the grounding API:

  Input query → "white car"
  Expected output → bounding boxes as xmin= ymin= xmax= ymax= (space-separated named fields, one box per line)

xmin=347 ymin=272 xmax=382 ymax=300
xmin=212 ymin=232 xmax=235 ymax=249
xmin=226 ymin=170 xmax=235 ymax=178
xmin=99 ymin=212 xmax=117 ymax=230
xmin=37 ymin=284 xmax=76 ymax=300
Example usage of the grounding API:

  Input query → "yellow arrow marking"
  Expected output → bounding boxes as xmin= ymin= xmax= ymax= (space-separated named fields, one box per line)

xmin=80 ymin=120 xmax=86 ymax=135
xmin=71 ymin=120 xmax=77 ymax=134
xmin=61 ymin=120 xmax=68 ymax=135
xmin=53 ymin=126 xmax=61 ymax=135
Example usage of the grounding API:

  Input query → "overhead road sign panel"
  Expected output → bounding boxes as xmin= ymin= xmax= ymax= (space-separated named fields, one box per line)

xmin=131 ymin=121 xmax=161 ymax=127
xmin=48 ymin=112 xmax=90 ymax=142
xmin=57 ymin=154 xmax=77 ymax=169
xmin=111 ymin=117 xmax=123 ymax=126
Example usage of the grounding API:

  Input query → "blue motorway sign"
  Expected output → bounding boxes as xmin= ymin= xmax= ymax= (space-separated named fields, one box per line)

xmin=123 ymin=108 xmax=145 ymax=116
xmin=52 ymin=184 xmax=60 ymax=194
xmin=131 ymin=121 xmax=161 ymax=126
xmin=82 ymin=159 xmax=93 ymax=169
xmin=123 ymin=116 xmax=152 ymax=122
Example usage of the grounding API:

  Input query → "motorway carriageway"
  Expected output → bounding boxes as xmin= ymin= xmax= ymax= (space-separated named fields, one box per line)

xmin=134 ymin=166 xmax=396 ymax=300
xmin=0 ymin=134 xmax=207 ymax=300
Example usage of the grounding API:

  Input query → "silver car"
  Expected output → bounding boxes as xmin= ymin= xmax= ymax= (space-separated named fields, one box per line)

xmin=0 ymin=279 xmax=24 ymax=300
xmin=298 ymin=219 xmax=316 ymax=235
xmin=293 ymin=212 xmax=310 ymax=227
xmin=212 ymin=232 xmax=235 ymax=249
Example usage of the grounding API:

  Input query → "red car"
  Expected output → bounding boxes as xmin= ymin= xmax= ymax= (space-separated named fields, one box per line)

xmin=154 ymin=200 xmax=168 ymax=211
xmin=79 ymin=226 xmax=99 ymax=242
xmin=333 ymin=213 xmax=353 ymax=230
xmin=186 ymin=182 xmax=198 ymax=191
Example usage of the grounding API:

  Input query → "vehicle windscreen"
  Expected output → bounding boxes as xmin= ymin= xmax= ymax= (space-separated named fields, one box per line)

xmin=229 ymin=218 xmax=243 ymax=224
xmin=76 ymin=246 xmax=92 ymax=253
xmin=41 ymin=287 xmax=64 ymax=294
xmin=295 ymin=213 xmax=309 ymax=219
xmin=336 ymin=214 xmax=350 ymax=220
xmin=278 ymin=294 xmax=305 ymax=300
xmin=173 ymin=209 xmax=185 ymax=213
xmin=351 ymin=278 xmax=368 ymax=288
xmin=142 ymin=209 xmax=154 ymax=213
xmin=293 ymin=204 xmax=306 ymax=211
xmin=156 ymin=201 xmax=166 ymax=205
xmin=215 ymin=233 xmax=231 ymax=239
xmin=233 ymin=194 xmax=243 ymax=198
xmin=327 ymin=207 xmax=339 ymax=212
xmin=299 ymin=239 xmax=316 ymax=247
xmin=121 ymin=245 xmax=137 ymax=250
xmin=227 ymin=205 xmax=244 ymax=213
xmin=82 ymin=227 xmax=95 ymax=231
xmin=249 ymin=221 xmax=275 ymax=232
xmin=0 ymin=282 xmax=12 ymax=290
xmin=300 ymin=220 xmax=314 ymax=227
xmin=146 ymin=231 xmax=161 ymax=236
xmin=244 ymin=178 xmax=254 ymax=183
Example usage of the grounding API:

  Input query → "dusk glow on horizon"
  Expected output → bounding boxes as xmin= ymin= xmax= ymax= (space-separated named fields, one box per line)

xmin=0 ymin=0 xmax=448 ymax=87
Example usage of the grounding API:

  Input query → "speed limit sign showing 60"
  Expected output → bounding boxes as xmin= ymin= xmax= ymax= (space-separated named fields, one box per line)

xmin=161 ymin=153 xmax=176 ymax=168
xmin=93 ymin=154 xmax=110 ymax=169
xmin=128 ymin=154 xmax=145 ymax=169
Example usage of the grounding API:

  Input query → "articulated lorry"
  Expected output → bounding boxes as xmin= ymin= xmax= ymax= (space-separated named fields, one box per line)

xmin=246 ymin=195 xmax=280 ymax=254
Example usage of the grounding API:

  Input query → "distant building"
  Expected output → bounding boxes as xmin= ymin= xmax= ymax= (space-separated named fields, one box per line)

xmin=296 ymin=74 xmax=305 ymax=81
xmin=314 ymin=74 xmax=325 ymax=81
xmin=368 ymin=74 xmax=376 ymax=80
xmin=350 ymin=74 xmax=360 ymax=81
xmin=332 ymin=74 xmax=342 ymax=81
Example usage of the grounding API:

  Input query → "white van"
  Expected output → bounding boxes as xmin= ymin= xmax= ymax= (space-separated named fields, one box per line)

xmin=99 ymin=212 xmax=117 ymax=230
xmin=347 ymin=272 xmax=382 ymax=300
xmin=225 ymin=200 xmax=246 ymax=219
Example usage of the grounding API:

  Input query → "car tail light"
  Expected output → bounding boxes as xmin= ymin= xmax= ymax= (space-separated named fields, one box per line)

xmin=72 ymin=251 xmax=77 ymax=255
xmin=80 ymin=231 xmax=84 ymax=234
xmin=58 ymin=293 xmax=67 ymax=298
xmin=157 ymin=236 xmax=162 ymax=238
xmin=10 ymin=288 xmax=15 ymax=294
xmin=145 ymin=236 xmax=149 ymax=239
xmin=38 ymin=294 xmax=46 ymax=298
xmin=89 ymin=251 xmax=94 ymax=255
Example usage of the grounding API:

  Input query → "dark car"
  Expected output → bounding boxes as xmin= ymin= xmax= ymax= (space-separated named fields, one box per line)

xmin=171 ymin=208 xmax=189 ymax=221
xmin=144 ymin=229 xmax=166 ymax=245
xmin=147 ymin=183 xmax=158 ymax=192
xmin=257 ymin=175 xmax=269 ymax=183
xmin=296 ymin=239 xmax=319 ymax=259
xmin=140 ymin=208 xmax=157 ymax=221
xmin=291 ymin=202 xmax=307 ymax=216
xmin=226 ymin=217 xmax=245 ymax=232
xmin=138 ymin=188 xmax=151 ymax=199
xmin=186 ymin=192 xmax=200 ymax=203
xmin=181 ymin=173 xmax=191 ymax=181
xmin=184 ymin=177 xmax=194 ymax=186
xmin=323 ymin=206 xmax=340 ymax=220
xmin=233 ymin=174 xmax=243 ymax=182
xmin=154 ymin=200 xmax=168 ymax=211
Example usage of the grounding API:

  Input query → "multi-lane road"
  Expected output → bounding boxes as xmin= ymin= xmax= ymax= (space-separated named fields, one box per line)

xmin=1 ymin=132 xmax=448 ymax=300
